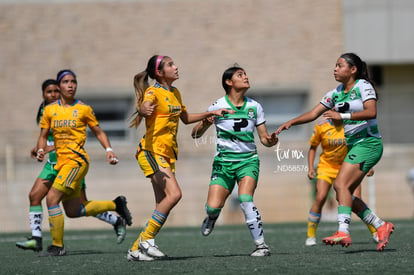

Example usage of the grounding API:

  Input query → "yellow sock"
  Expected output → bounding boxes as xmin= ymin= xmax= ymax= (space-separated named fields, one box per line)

xmin=131 ymin=210 xmax=167 ymax=250
xmin=366 ymin=223 xmax=377 ymax=234
xmin=48 ymin=206 xmax=64 ymax=247
xmin=130 ymin=220 xmax=162 ymax=251
xmin=307 ymin=211 xmax=321 ymax=238
xmin=307 ymin=221 xmax=319 ymax=238
xmin=81 ymin=201 xmax=116 ymax=216
xmin=131 ymin=233 xmax=142 ymax=251
xmin=141 ymin=218 xmax=162 ymax=241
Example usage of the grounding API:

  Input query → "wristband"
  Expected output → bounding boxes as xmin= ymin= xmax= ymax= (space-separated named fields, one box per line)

xmin=106 ymin=148 xmax=113 ymax=152
xmin=37 ymin=148 xmax=45 ymax=154
xmin=339 ymin=113 xmax=351 ymax=120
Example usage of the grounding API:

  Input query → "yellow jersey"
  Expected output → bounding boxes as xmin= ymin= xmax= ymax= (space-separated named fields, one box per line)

xmin=40 ymin=99 xmax=99 ymax=170
xmin=309 ymin=119 xmax=347 ymax=169
xmin=138 ymin=83 xmax=187 ymax=162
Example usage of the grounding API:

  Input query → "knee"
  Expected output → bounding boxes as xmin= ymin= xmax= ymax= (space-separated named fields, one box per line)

xmin=314 ymin=194 xmax=327 ymax=205
xmin=333 ymin=182 xmax=345 ymax=192
xmin=29 ymin=191 xmax=42 ymax=205
xmin=171 ymin=190 xmax=182 ymax=204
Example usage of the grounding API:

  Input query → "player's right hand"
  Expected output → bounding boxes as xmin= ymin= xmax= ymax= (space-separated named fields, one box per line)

xmin=36 ymin=148 xmax=45 ymax=162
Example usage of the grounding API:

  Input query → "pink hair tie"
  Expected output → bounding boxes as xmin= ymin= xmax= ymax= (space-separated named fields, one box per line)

xmin=155 ymin=55 xmax=165 ymax=73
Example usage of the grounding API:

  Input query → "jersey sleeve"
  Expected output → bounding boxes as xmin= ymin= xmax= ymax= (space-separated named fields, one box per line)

xmin=173 ymin=88 xmax=187 ymax=113
xmin=207 ymin=100 xmax=220 ymax=112
xmin=143 ymin=88 xmax=157 ymax=103
xmin=320 ymin=89 xmax=336 ymax=109
xmin=39 ymin=105 xmax=51 ymax=129
xmin=360 ymin=80 xmax=377 ymax=102
xmin=255 ymin=102 xmax=266 ymax=126
xmin=84 ymin=105 xmax=100 ymax=128
xmin=309 ymin=124 xmax=321 ymax=147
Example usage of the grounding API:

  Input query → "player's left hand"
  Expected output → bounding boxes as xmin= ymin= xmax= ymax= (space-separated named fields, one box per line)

xmin=107 ymin=151 xmax=119 ymax=165
xmin=322 ymin=110 xmax=341 ymax=120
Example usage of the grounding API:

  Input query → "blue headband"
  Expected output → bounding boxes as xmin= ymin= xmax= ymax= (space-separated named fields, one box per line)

xmin=57 ymin=70 xmax=75 ymax=84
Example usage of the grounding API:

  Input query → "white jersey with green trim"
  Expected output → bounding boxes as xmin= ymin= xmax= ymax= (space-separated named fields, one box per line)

xmin=320 ymin=79 xmax=381 ymax=144
xmin=207 ymin=95 xmax=266 ymax=161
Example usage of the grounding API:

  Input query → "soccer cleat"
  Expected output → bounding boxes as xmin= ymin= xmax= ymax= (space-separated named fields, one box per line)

xmin=16 ymin=236 xmax=42 ymax=252
xmin=114 ymin=196 xmax=132 ymax=226
xmin=201 ymin=216 xmax=217 ymax=236
xmin=114 ymin=217 xmax=127 ymax=244
xmin=139 ymin=239 xmax=166 ymax=258
xmin=38 ymin=245 xmax=66 ymax=257
xmin=372 ymin=232 xmax=379 ymax=243
xmin=127 ymin=249 xmax=155 ymax=262
xmin=376 ymin=221 xmax=394 ymax=252
xmin=250 ymin=243 xmax=271 ymax=257
xmin=322 ymin=231 xmax=352 ymax=247
xmin=305 ymin=237 xmax=317 ymax=247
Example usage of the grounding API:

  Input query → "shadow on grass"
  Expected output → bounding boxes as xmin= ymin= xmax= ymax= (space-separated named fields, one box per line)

xmin=345 ymin=248 xmax=397 ymax=254
xmin=67 ymin=250 xmax=116 ymax=256
xmin=155 ymin=255 xmax=204 ymax=261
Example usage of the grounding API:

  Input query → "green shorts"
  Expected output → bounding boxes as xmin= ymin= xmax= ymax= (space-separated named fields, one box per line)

xmin=345 ymin=137 xmax=383 ymax=173
xmin=38 ymin=162 xmax=58 ymax=182
xmin=38 ymin=162 xmax=86 ymax=188
xmin=209 ymin=157 xmax=260 ymax=191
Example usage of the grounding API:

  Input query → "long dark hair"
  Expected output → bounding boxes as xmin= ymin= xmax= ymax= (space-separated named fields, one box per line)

xmin=36 ymin=79 xmax=58 ymax=124
xmin=340 ymin=53 xmax=378 ymax=98
xmin=222 ymin=64 xmax=244 ymax=94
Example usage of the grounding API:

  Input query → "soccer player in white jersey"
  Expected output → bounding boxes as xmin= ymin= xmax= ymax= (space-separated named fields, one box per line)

xmin=192 ymin=65 xmax=278 ymax=256
xmin=276 ymin=53 xmax=394 ymax=251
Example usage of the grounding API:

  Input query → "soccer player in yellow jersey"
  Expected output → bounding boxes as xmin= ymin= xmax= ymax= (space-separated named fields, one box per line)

xmin=127 ymin=55 xmax=233 ymax=261
xmin=35 ymin=70 xmax=132 ymax=257
xmin=16 ymin=79 xmax=126 ymax=253
xmin=306 ymin=118 xmax=377 ymax=246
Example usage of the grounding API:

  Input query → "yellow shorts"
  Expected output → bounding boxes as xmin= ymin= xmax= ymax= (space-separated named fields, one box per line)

xmin=316 ymin=163 xmax=340 ymax=185
xmin=53 ymin=164 xmax=88 ymax=202
xmin=137 ymin=150 xmax=175 ymax=177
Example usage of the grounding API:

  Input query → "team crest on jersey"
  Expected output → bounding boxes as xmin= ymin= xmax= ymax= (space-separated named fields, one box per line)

xmin=349 ymin=90 xmax=357 ymax=100
xmin=146 ymin=90 xmax=154 ymax=96
xmin=247 ymin=108 xmax=255 ymax=119
xmin=72 ymin=110 xmax=78 ymax=118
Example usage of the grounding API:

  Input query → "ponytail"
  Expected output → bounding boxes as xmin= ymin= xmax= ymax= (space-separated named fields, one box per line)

xmin=36 ymin=101 xmax=46 ymax=124
xmin=128 ymin=55 xmax=167 ymax=128
xmin=128 ymin=71 xmax=149 ymax=128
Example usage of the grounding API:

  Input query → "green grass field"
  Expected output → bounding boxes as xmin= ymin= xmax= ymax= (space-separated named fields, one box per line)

xmin=1 ymin=219 xmax=413 ymax=274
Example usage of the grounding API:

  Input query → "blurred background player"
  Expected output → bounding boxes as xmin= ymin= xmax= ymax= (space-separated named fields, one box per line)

xmin=191 ymin=65 xmax=278 ymax=256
